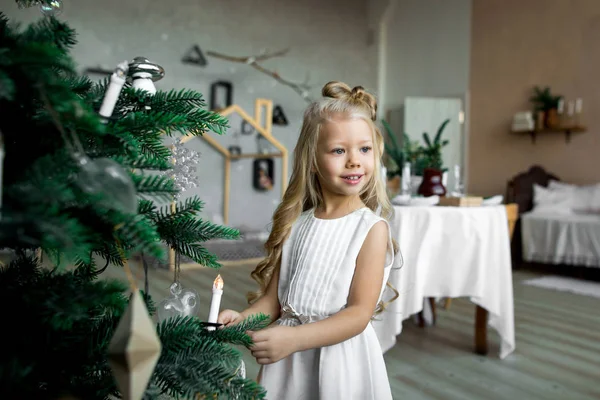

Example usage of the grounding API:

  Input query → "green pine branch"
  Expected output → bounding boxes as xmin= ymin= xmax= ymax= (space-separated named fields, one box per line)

xmin=130 ymin=174 xmax=178 ymax=201
xmin=204 ymin=313 xmax=271 ymax=347
xmin=152 ymin=196 xmax=205 ymax=221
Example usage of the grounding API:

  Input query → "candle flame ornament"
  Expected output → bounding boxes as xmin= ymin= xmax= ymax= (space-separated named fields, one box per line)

xmin=207 ymin=274 xmax=224 ymax=331
xmin=108 ymin=291 xmax=162 ymax=400
xmin=214 ymin=274 xmax=224 ymax=290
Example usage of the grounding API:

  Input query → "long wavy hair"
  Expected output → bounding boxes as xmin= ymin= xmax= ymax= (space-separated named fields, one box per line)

xmin=247 ymin=81 xmax=399 ymax=312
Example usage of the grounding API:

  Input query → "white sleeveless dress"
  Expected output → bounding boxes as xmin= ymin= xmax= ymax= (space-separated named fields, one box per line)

xmin=259 ymin=207 xmax=396 ymax=400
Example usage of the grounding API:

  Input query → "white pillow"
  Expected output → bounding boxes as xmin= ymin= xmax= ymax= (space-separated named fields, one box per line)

xmin=548 ymin=180 xmax=600 ymax=213
xmin=531 ymin=183 xmax=573 ymax=214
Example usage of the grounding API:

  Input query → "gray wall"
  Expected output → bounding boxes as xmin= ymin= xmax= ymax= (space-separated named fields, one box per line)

xmin=383 ymin=0 xmax=472 ymax=108
xmin=2 ymin=0 xmax=376 ymax=232
xmin=381 ymin=0 xmax=472 ymax=184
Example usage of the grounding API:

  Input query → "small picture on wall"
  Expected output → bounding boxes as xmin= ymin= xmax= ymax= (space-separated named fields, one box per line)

xmin=253 ymin=158 xmax=274 ymax=191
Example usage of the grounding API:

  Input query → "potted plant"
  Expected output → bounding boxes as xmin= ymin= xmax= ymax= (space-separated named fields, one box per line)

xmin=417 ymin=119 xmax=450 ymax=197
xmin=530 ymin=86 xmax=562 ymax=128
xmin=382 ymin=120 xmax=426 ymax=194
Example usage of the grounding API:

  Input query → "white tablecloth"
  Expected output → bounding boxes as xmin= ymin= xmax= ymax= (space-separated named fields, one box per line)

xmin=373 ymin=205 xmax=516 ymax=359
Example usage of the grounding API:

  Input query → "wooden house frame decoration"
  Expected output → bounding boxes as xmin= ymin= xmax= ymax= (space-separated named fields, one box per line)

xmin=168 ymin=99 xmax=288 ymax=269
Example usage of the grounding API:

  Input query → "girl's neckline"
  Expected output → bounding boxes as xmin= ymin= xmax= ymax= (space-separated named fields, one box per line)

xmin=311 ymin=206 xmax=369 ymax=221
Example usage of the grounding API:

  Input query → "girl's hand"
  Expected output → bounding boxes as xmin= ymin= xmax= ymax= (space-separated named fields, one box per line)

xmin=217 ymin=309 xmax=243 ymax=327
xmin=248 ymin=325 xmax=298 ymax=365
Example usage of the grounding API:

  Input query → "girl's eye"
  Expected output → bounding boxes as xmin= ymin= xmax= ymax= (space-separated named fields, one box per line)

xmin=332 ymin=148 xmax=344 ymax=154
xmin=360 ymin=146 xmax=372 ymax=153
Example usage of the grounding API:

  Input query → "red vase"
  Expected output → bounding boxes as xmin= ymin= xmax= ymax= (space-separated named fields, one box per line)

xmin=417 ymin=168 xmax=446 ymax=197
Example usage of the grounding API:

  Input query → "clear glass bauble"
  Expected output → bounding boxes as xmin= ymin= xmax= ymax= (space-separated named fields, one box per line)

xmin=157 ymin=282 xmax=200 ymax=323
xmin=40 ymin=0 xmax=63 ymax=16
xmin=76 ymin=155 xmax=137 ymax=214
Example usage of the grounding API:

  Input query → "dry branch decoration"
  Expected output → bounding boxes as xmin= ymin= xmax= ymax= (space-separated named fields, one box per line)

xmin=206 ymin=48 xmax=314 ymax=103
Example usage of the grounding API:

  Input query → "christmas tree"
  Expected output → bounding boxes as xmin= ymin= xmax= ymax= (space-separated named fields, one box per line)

xmin=0 ymin=2 xmax=268 ymax=399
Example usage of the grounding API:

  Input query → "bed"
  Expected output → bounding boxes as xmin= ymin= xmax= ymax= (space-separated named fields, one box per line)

xmin=506 ymin=165 xmax=600 ymax=269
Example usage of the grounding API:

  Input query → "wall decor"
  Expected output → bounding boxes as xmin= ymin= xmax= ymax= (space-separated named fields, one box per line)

xmin=84 ymin=66 xmax=113 ymax=77
xmin=241 ymin=120 xmax=254 ymax=135
xmin=179 ymin=98 xmax=288 ymax=226
xmin=257 ymin=135 xmax=271 ymax=154
xmin=228 ymin=145 xmax=241 ymax=158
xmin=206 ymin=48 xmax=314 ymax=103
xmin=210 ymin=81 xmax=233 ymax=111
xmin=272 ymin=105 xmax=288 ymax=126
xmin=181 ymin=45 xmax=207 ymax=67
xmin=253 ymin=158 xmax=274 ymax=191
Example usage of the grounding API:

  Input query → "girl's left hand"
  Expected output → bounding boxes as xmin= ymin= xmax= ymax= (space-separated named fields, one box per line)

xmin=248 ymin=326 xmax=298 ymax=365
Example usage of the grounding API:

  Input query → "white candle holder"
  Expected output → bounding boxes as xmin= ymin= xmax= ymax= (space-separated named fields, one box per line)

xmin=207 ymin=274 xmax=224 ymax=331
xmin=98 ymin=61 xmax=128 ymax=119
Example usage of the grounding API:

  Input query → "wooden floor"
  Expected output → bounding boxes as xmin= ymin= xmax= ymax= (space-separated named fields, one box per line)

xmin=103 ymin=262 xmax=600 ymax=400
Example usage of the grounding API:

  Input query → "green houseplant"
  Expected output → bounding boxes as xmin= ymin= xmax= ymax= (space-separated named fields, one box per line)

xmin=420 ymin=118 xmax=450 ymax=172
xmin=529 ymin=86 xmax=562 ymax=128
xmin=416 ymin=118 xmax=450 ymax=197
xmin=381 ymin=119 xmax=426 ymax=178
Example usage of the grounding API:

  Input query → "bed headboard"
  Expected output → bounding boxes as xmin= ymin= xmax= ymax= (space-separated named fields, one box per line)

xmin=506 ymin=165 xmax=560 ymax=215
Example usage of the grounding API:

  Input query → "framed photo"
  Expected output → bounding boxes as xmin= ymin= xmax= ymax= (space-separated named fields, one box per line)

xmin=253 ymin=158 xmax=274 ymax=191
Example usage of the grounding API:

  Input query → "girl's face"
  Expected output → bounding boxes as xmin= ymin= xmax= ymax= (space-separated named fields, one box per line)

xmin=315 ymin=116 xmax=375 ymax=200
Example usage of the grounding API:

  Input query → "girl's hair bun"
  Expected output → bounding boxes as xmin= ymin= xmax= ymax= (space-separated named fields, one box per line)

xmin=321 ymin=81 xmax=377 ymax=121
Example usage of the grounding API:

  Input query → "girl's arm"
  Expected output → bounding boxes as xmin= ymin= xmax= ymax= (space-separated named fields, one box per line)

xmin=241 ymin=260 xmax=282 ymax=323
xmin=292 ymin=220 xmax=389 ymax=351
xmin=220 ymin=259 xmax=282 ymax=326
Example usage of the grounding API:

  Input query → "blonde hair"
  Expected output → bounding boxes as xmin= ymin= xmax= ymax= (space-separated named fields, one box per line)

xmin=247 ymin=81 xmax=399 ymax=311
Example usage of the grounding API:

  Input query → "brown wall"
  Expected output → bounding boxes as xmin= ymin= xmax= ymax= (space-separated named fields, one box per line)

xmin=469 ymin=0 xmax=600 ymax=197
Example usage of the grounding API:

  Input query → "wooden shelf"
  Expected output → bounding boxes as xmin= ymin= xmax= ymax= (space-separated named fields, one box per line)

xmin=512 ymin=125 xmax=586 ymax=144
xmin=230 ymin=152 xmax=283 ymax=159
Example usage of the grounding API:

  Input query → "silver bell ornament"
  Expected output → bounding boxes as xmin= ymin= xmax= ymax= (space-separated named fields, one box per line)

xmin=75 ymin=154 xmax=137 ymax=215
xmin=157 ymin=282 xmax=200 ymax=323
xmin=128 ymin=57 xmax=165 ymax=95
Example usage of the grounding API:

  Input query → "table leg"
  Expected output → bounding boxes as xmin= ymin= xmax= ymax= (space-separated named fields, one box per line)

xmin=429 ymin=297 xmax=437 ymax=325
xmin=475 ymin=305 xmax=489 ymax=355
xmin=417 ymin=297 xmax=437 ymax=327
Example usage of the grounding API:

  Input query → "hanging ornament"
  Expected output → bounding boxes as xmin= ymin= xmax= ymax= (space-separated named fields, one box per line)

xmin=157 ymin=251 xmax=199 ymax=323
xmin=40 ymin=0 xmax=63 ymax=17
xmin=157 ymin=282 xmax=200 ymax=322
xmin=161 ymin=139 xmax=200 ymax=198
xmin=236 ymin=360 xmax=246 ymax=379
xmin=108 ymin=291 xmax=162 ymax=400
xmin=75 ymin=154 xmax=137 ymax=214
xmin=229 ymin=359 xmax=247 ymax=399
xmin=128 ymin=57 xmax=165 ymax=95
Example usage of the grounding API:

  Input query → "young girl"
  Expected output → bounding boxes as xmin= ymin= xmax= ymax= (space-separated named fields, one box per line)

xmin=218 ymin=81 xmax=399 ymax=399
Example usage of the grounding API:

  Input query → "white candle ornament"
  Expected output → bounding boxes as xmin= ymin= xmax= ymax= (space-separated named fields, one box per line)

xmin=98 ymin=61 xmax=128 ymax=119
xmin=207 ymin=274 xmax=224 ymax=331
